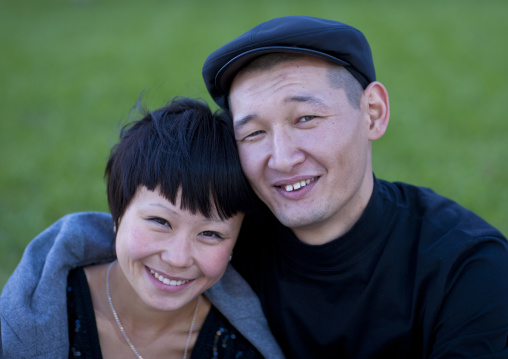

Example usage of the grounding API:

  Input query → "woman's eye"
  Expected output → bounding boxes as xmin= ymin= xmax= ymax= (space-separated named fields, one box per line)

xmin=200 ymin=231 xmax=224 ymax=240
xmin=149 ymin=217 xmax=171 ymax=227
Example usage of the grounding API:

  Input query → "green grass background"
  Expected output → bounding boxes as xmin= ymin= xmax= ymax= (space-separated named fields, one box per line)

xmin=1 ymin=0 xmax=507 ymax=290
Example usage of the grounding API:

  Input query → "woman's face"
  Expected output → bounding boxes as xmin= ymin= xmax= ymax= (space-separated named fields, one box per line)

xmin=115 ymin=186 xmax=243 ymax=312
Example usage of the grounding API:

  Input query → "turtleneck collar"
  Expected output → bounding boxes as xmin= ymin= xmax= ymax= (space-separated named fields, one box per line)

xmin=278 ymin=176 xmax=395 ymax=276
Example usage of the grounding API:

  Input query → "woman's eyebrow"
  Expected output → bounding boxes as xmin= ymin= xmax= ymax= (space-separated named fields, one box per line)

xmin=146 ymin=202 xmax=177 ymax=214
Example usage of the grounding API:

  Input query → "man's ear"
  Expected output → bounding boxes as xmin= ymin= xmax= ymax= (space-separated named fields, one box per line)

xmin=363 ymin=81 xmax=390 ymax=141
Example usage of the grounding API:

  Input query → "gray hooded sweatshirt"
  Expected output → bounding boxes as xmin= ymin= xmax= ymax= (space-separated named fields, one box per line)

xmin=0 ymin=212 xmax=284 ymax=359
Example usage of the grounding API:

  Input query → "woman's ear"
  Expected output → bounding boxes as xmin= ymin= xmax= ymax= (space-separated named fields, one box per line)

xmin=363 ymin=81 xmax=390 ymax=141
xmin=114 ymin=216 xmax=122 ymax=236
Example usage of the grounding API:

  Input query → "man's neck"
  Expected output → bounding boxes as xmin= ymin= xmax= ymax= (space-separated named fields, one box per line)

xmin=292 ymin=174 xmax=375 ymax=245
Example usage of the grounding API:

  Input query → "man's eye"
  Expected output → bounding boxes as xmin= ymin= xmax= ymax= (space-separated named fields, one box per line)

xmin=244 ymin=130 xmax=264 ymax=140
xmin=299 ymin=115 xmax=316 ymax=123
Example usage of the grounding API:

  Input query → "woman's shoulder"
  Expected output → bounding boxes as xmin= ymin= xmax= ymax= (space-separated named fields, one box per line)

xmin=193 ymin=305 xmax=264 ymax=359
xmin=67 ymin=266 xmax=104 ymax=359
xmin=204 ymin=266 xmax=286 ymax=358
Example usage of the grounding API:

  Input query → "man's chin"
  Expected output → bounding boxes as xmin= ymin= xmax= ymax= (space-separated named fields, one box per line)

xmin=273 ymin=209 xmax=319 ymax=231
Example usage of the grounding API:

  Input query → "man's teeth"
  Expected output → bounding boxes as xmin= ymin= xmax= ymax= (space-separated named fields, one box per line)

xmin=150 ymin=269 xmax=190 ymax=286
xmin=284 ymin=178 xmax=314 ymax=192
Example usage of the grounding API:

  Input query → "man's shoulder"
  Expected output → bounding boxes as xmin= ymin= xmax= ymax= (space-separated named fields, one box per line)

xmin=378 ymin=179 xmax=507 ymax=258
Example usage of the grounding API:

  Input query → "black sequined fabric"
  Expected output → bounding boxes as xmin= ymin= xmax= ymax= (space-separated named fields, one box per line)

xmin=66 ymin=267 xmax=264 ymax=358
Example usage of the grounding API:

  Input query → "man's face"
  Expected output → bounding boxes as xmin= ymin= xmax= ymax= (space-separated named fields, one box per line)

xmin=229 ymin=56 xmax=375 ymax=244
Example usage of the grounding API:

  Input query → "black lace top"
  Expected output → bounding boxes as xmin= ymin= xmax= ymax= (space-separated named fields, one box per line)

xmin=67 ymin=267 xmax=263 ymax=359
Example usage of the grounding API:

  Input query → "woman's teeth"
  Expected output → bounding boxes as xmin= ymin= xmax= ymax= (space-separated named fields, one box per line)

xmin=150 ymin=269 xmax=190 ymax=286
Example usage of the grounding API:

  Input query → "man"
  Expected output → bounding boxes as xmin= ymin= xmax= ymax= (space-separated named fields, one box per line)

xmin=202 ymin=16 xmax=508 ymax=358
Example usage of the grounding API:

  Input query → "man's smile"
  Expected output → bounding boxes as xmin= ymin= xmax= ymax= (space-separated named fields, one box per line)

xmin=278 ymin=177 xmax=317 ymax=192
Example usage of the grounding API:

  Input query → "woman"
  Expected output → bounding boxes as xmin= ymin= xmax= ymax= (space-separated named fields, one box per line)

xmin=0 ymin=97 xmax=284 ymax=359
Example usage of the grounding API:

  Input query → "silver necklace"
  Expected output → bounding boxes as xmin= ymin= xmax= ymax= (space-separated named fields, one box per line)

xmin=106 ymin=261 xmax=200 ymax=359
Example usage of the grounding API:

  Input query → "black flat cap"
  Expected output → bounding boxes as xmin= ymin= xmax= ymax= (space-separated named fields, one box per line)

xmin=202 ymin=15 xmax=376 ymax=110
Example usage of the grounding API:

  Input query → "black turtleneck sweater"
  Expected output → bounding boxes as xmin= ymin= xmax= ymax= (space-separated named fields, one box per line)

xmin=232 ymin=177 xmax=508 ymax=358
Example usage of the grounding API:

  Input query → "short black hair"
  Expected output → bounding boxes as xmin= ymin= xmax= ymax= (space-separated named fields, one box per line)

xmin=235 ymin=53 xmax=363 ymax=109
xmin=105 ymin=97 xmax=255 ymax=229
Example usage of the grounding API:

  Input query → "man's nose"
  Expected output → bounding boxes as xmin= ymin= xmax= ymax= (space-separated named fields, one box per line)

xmin=267 ymin=128 xmax=305 ymax=173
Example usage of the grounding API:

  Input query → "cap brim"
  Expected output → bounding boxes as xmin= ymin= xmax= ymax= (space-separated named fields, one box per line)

xmin=215 ymin=46 xmax=350 ymax=94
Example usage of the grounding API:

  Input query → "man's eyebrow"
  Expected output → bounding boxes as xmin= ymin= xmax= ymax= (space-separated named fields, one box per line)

xmin=234 ymin=114 xmax=257 ymax=132
xmin=234 ymin=95 xmax=328 ymax=132
xmin=285 ymin=95 xmax=329 ymax=109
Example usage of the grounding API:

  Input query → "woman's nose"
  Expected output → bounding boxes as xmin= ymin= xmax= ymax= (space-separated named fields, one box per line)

xmin=159 ymin=235 xmax=193 ymax=268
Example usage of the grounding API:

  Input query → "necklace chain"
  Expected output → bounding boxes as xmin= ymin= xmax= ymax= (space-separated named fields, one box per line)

xmin=106 ymin=261 xmax=200 ymax=359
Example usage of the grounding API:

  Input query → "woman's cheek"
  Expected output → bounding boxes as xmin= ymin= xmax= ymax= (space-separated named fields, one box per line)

xmin=118 ymin=226 xmax=154 ymax=260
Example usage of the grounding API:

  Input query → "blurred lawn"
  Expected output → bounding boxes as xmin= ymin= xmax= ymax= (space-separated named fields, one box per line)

xmin=1 ymin=0 xmax=507 ymax=290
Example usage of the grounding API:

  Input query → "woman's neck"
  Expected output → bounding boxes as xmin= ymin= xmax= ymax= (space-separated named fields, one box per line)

xmin=84 ymin=262 xmax=212 ymax=358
